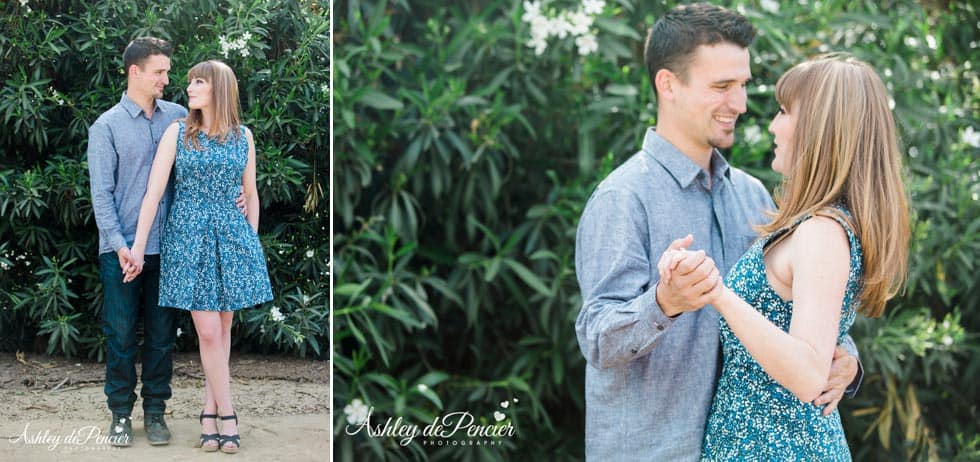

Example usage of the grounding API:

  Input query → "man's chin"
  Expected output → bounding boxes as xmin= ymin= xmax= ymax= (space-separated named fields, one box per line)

xmin=709 ymin=136 xmax=736 ymax=150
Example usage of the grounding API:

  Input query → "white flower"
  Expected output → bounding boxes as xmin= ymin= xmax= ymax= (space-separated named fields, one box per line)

xmin=575 ymin=33 xmax=598 ymax=56
xmin=305 ymin=249 xmax=314 ymax=258
xmin=961 ymin=126 xmax=980 ymax=148
xmin=743 ymin=125 xmax=763 ymax=145
xmin=942 ymin=335 xmax=953 ymax=346
xmin=320 ymin=84 xmax=329 ymax=94
xmin=343 ymin=398 xmax=370 ymax=426
xmin=760 ymin=0 xmax=780 ymax=14
xmin=176 ymin=328 xmax=183 ymax=338
xmin=270 ymin=306 xmax=285 ymax=322
xmin=219 ymin=33 xmax=250 ymax=59
xmin=567 ymin=11 xmax=592 ymax=36
xmin=521 ymin=1 xmax=541 ymax=23
xmin=417 ymin=384 xmax=428 ymax=392
xmin=550 ymin=17 xmax=572 ymax=39
xmin=529 ymin=15 xmax=551 ymax=42
xmin=582 ymin=0 xmax=605 ymax=15
xmin=302 ymin=294 xmax=311 ymax=304
xmin=19 ymin=0 xmax=28 ymax=6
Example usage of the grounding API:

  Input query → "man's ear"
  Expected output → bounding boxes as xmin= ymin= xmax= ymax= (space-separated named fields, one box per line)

xmin=654 ymin=68 xmax=676 ymax=101
xmin=127 ymin=64 xmax=139 ymax=78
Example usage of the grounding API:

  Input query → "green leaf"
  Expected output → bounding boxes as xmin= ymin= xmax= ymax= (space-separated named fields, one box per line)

xmin=358 ymin=90 xmax=403 ymax=110
xmin=503 ymin=259 xmax=551 ymax=296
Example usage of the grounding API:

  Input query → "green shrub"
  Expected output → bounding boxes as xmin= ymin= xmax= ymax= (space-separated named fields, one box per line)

xmin=334 ymin=0 xmax=977 ymax=460
xmin=0 ymin=0 xmax=329 ymax=359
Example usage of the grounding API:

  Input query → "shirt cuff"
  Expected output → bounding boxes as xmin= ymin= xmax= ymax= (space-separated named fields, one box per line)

xmin=108 ymin=233 xmax=128 ymax=252
xmin=844 ymin=357 xmax=864 ymax=399
xmin=640 ymin=282 xmax=677 ymax=334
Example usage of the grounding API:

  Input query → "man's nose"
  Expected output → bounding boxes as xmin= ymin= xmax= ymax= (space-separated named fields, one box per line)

xmin=730 ymin=86 xmax=747 ymax=114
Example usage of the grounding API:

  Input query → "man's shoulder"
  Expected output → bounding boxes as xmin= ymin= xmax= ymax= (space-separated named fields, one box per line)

xmin=90 ymin=102 xmax=129 ymax=128
xmin=596 ymin=150 xmax=665 ymax=192
xmin=157 ymin=99 xmax=187 ymax=115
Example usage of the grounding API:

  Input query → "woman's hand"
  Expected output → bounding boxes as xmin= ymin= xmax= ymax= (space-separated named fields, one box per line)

xmin=123 ymin=245 xmax=145 ymax=283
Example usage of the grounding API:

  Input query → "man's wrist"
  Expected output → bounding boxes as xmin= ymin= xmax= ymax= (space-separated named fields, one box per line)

xmin=655 ymin=282 xmax=681 ymax=318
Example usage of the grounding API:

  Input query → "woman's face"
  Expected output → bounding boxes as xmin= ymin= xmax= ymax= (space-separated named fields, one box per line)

xmin=186 ymin=76 xmax=213 ymax=110
xmin=768 ymin=102 xmax=798 ymax=175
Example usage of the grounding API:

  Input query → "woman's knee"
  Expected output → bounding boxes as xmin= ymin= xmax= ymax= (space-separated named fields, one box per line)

xmin=193 ymin=314 xmax=223 ymax=345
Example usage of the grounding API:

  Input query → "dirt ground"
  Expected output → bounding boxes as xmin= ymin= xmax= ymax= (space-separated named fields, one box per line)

xmin=0 ymin=351 xmax=330 ymax=461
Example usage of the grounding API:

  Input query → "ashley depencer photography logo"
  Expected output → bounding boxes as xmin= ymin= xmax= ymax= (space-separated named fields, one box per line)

xmin=344 ymin=394 xmax=518 ymax=447
xmin=8 ymin=421 xmax=128 ymax=451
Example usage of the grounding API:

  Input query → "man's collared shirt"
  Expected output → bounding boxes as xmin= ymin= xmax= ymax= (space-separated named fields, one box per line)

xmin=87 ymin=93 xmax=187 ymax=256
xmin=575 ymin=128 xmax=775 ymax=461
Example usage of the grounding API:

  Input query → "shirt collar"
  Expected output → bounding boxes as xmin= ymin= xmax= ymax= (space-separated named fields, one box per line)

xmin=120 ymin=92 xmax=167 ymax=119
xmin=641 ymin=127 xmax=731 ymax=188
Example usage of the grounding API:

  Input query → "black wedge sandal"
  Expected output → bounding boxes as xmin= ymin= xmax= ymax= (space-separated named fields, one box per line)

xmin=197 ymin=412 xmax=220 ymax=452
xmin=218 ymin=413 xmax=240 ymax=454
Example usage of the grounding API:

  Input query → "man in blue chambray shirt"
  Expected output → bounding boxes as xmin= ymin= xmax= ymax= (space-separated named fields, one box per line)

xmin=88 ymin=37 xmax=185 ymax=447
xmin=574 ymin=4 xmax=862 ymax=461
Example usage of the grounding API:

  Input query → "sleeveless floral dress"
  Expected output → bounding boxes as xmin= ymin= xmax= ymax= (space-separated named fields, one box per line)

xmin=701 ymin=207 xmax=862 ymax=461
xmin=158 ymin=121 xmax=273 ymax=311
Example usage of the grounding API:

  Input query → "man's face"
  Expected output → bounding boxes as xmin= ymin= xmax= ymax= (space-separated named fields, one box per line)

xmin=129 ymin=54 xmax=171 ymax=100
xmin=670 ymin=43 xmax=751 ymax=153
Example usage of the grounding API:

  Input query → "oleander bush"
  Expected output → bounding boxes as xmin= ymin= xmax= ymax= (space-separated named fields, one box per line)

xmin=0 ymin=0 xmax=329 ymax=359
xmin=334 ymin=0 xmax=978 ymax=460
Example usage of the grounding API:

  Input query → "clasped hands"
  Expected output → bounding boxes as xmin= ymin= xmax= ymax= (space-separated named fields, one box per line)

xmin=654 ymin=235 xmax=725 ymax=317
xmin=119 ymin=246 xmax=144 ymax=283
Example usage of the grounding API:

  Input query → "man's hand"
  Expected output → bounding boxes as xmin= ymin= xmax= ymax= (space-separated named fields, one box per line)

xmin=813 ymin=345 xmax=858 ymax=415
xmin=116 ymin=247 xmax=135 ymax=278
xmin=122 ymin=246 xmax=146 ymax=284
xmin=236 ymin=186 xmax=248 ymax=216
xmin=655 ymin=236 xmax=722 ymax=317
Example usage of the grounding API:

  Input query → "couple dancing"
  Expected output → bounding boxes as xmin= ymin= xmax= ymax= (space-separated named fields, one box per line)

xmin=575 ymin=3 xmax=909 ymax=461
xmin=88 ymin=37 xmax=273 ymax=453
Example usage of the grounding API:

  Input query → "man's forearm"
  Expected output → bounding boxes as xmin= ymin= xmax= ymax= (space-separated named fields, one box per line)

xmin=576 ymin=283 xmax=677 ymax=369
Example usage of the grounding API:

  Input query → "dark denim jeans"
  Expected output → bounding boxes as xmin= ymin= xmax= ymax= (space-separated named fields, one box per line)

xmin=99 ymin=252 xmax=177 ymax=415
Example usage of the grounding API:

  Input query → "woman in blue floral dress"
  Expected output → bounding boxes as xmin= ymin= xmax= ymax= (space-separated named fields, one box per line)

xmin=129 ymin=60 xmax=272 ymax=453
xmin=659 ymin=55 xmax=910 ymax=460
